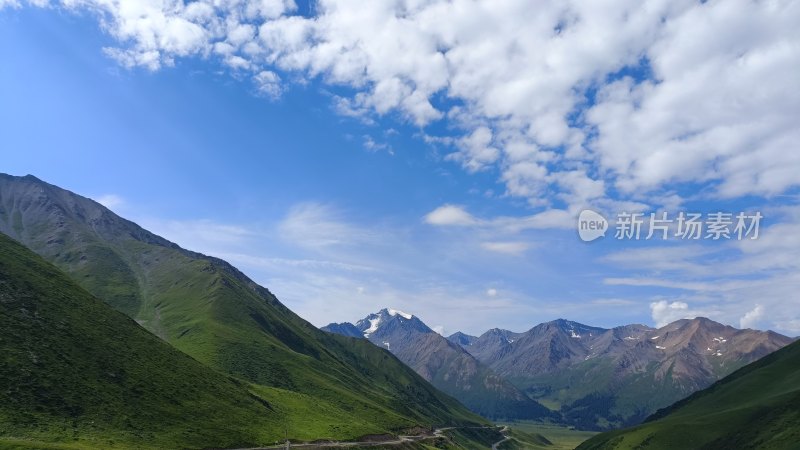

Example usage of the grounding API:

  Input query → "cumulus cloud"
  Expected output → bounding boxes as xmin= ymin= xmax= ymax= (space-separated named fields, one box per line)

xmin=739 ymin=304 xmax=765 ymax=329
xmin=650 ymin=300 xmax=700 ymax=327
xmin=423 ymin=205 xmax=478 ymax=227
xmin=7 ymin=0 xmax=798 ymax=212
xmin=254 ymin=70 xmax=281 ymax=97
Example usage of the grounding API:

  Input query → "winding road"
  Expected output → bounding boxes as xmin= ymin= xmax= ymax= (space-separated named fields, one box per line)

xmin=491 ymin=426 xmax=511 ymax=450
xmin=234 ymin=426 xmax=506 ymax=449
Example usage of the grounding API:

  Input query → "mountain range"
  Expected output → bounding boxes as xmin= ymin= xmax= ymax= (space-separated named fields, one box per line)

xmin=327 ymin=309 xmax=793 ymax=430
xmin=324 ymin=309 xmax=553 ymax=420
xmin=451 ymin=318 xmax=793 ymax=429
xmin=0 ymin=173 xmax=486 ymax=448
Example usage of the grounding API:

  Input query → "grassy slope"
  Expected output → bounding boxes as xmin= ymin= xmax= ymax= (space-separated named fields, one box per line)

xmin=577 ymin=340 xmax=800 ymax=450
xmin=0 ymin=232 xmax=490 ymax=450
xmin=0 ymin=232 xmax=288 ymax=449
xmin=0 ymin=174 xmax=485 ymax=438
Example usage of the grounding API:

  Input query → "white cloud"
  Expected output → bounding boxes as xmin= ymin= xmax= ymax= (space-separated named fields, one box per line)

xmin=423 ymin=205 xmax=478 ymax=227
xmin=254 ymin=70 xmax=281 ymax=97
xmin=424 ymin=204 xmax=573 ymax=231
xmin=481 ymin=241 xmax=530 ymax=255
xmin=139 ymin=218 xmax=256 ymax=251
xmin=446 ymin=126 xmax=500 ymax=172
xmin=739 ymin=304 xmax=764 ymax=329
xmin=8 ymin=0 xmax=798 ymax=211
xmin=486 ymin=288 xmax=498 ymax=297
xmin=650 ymin=300 xmax=710 ymax=328
xmin=279 ymin=202 xmax=379 ymax=249
xmin=362 ymin=135 xmax=393 ymax=154
xmin=589 ymin=0 xmax=800 ymax=198
xmin=95 ymin=193 xmax=124 ymax=209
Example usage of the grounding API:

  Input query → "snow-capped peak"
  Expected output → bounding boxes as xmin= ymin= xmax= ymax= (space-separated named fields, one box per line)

xmin=387 ymin=308 xmax=413 ymax=320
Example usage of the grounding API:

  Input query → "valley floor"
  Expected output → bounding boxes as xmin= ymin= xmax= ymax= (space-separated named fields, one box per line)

xmin=498 ymin=422 xmax=598 ymax=450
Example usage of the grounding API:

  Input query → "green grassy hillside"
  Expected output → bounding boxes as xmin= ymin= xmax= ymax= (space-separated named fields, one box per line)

xmin=577 ymin=339 xmax=800 ymax=449
xmin=0 ymin=232 xmax=290 ymax=449
xmin=0 ymin=174 xmax=485 ymax=441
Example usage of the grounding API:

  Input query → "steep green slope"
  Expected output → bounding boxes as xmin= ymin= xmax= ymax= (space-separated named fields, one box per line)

xmin=0 ymin=174 xmax=485 ymax=435
xmin=577 ymin=339 xmax=800 ymax=449
xmin=0 ymin=232 xmax=288 ymax=449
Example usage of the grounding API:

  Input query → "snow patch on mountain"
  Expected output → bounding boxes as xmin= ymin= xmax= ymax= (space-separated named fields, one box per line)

xmin=364 ymin=317 xmax=382 ymax=337
xmin=388 ymin=308 xmax=413 ymax=319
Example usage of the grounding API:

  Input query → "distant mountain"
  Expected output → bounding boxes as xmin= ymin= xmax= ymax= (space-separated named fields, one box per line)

xmin=578 ymin=339 xmax=800 ymax=449
xmin=447 ymin=331 xmax=477 ymax=348
xmin=460 ymin=318 xmax=793 ymax=430
xmin=0 ymin=173 xmax=485 ymax=440
xmin=322 ymin=322 xmax=363 ymax=338
xmin=0 ymin=232 xmax=281 ymax=449
xmin=323 ymin=309 xmax=554 ymax=421
xmin=463 ymin=328 xmax=526 ymax=365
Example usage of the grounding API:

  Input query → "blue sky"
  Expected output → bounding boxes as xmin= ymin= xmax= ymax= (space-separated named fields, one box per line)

xmin=2 ymin=1 xmax=799 ymax=336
